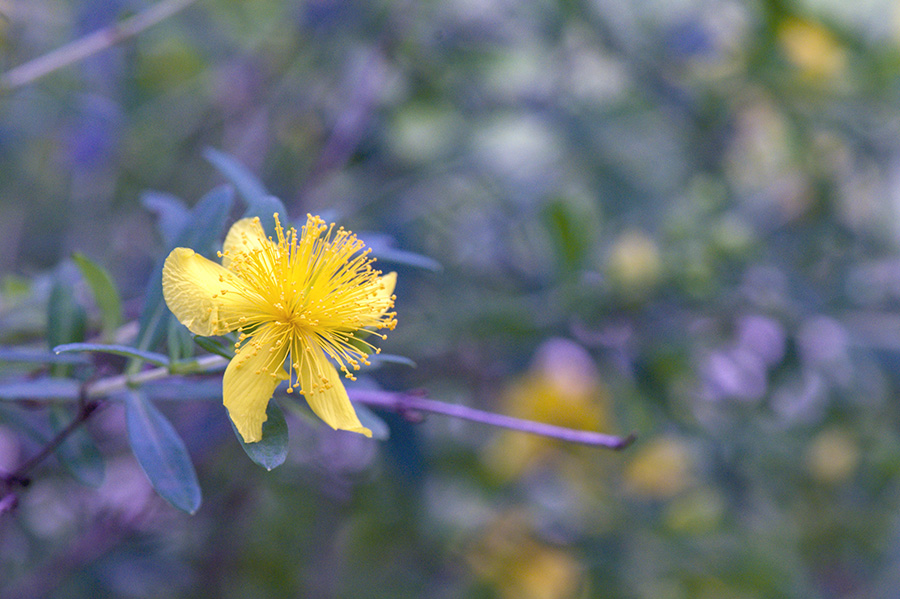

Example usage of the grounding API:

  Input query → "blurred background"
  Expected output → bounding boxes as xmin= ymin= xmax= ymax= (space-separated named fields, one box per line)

xmin=4 ymin=0 xmax=900 ymax=597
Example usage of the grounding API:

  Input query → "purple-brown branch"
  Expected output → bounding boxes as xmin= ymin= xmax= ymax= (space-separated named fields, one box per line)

xmin=348 ymin=389 xmax=637 ymax=450
xmin=0 ymin=388 xmax=102 ymax=515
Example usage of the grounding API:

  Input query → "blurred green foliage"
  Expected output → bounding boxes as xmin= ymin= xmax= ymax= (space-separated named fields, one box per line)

xmin=4 ymin=0 xmax=900 ymax=597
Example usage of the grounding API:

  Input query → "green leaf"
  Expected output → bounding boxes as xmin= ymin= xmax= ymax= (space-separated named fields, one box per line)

xmin=192 ymin=335 xmax=234 ymax=359
xmin=233 ymin=400 xmax=288 ymax=471
xmin=204 ymin=147 xmax=268 ymax=204
xmin=0 ymin=347 xmax=89 ymax=365
xmin=47 ymin=275 xmax=87 ymax=349
xmin=53 ymin=343 xmax=170 ymax=367
xmin=542 ymin=198 xmax=594 ymax=273
xmin=244 ymin=196 xmax=288 ymax=237
xmin=167 ymin=317 xmax=194 ymax=362
xmin=124 ymin=391 xmax=202 ymax=514
xmin=360 ymin=233 xmax=442 ymax=272
xmin=72 ymin=253 xmax=122 ymax=342
xmin=0 ymin=378 xmax=81 ymax=401
xmin=135 ymin=185 xmax=235 ymax=358
xmin=203 ymin=148 xmax=286 ymax=234
xmin=50 ymin=405 xmax=105 ymax=487
xmin=365 ymin=353 xmax=417 ymax=369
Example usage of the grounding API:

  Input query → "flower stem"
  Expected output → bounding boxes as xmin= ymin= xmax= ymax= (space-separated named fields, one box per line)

xmin=348 ymin=389 xmax=637 ymax=450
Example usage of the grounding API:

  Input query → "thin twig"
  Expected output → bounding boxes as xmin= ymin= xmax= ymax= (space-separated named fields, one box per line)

xmin=9 ymin=400 xmax=101 ymax=481
xmin=1 ymin=0 xmax=200 ymax=90
xmin=348 ymin=389 xmax=637 ymax=450
xmin=0 ymin=351 xmax=632 ymax=515
xmin=1 ymin=384 xmax=104 ymax=513
xmin=81 ymin=357 xmax=634 ymax=449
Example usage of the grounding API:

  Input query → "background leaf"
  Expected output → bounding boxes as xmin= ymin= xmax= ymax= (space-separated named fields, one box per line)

xmin=166 ymin=317 xmax=194 ymax=362
xmin=124 ymin=391 xmax=202 ymax=514
xmin=141 ymin=191 xmax=190 ymax=247
xmin=203 ymin=147 xmax=287 ymax=234
xmin=72 ymin=253 xmax=122 ymax=342
xmin=204 ymin=147 xmax=268 ymax=204
xmin=53 ymin=343 xmax=170 ymax=367
xmin=47 ymin=273 xmax=86 ymax=350
xmin=359 ymin=233 xmax=442 ymax=272
xmin=135 ymin=185 xmax=234 ymax=357
xmin=49 ymin=405 xmax=105 ymax=487
xmin=234 ymin=399 xmax=289 ymax=471
xmin=0 ymin=347 xmax=89 ymax=365
xmin=243 ymin=196 xmax=288 ymax=237
xmin=353 ymin=403 xmax=390 ymax=441
xmin=192 ymin=335 xmax=234 ymax=359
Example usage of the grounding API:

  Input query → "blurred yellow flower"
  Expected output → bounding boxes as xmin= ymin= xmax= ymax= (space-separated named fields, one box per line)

xmin=806 ymin=428 xmax=859 ymax=484
xmin=664 ymin=486 xmax=726 ymax=533
xmin=624 ymin=436 xmax=695 ymax=499
xmin=467 ymin=511 xmax=587 ymax=599
xmin=485 ymin=339 xmax=610 ymax=479
xmin=162 ymin=213 xmax=397 ymax=443
xmin=606 ymin=230 xmax=662 ymax=296
xmin=778 ymin=17 xmax=846 ymax=80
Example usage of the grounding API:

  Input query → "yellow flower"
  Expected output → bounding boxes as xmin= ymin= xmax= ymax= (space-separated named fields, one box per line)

xmin=778 ymin=17 xmax=846 ymax=80
xmin=161 ymin=213 xmax=397 ymax=443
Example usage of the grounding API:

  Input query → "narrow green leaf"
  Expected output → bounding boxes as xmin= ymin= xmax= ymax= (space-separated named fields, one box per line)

xmin=542 ymin=198 xmax=593 ymax=273
xmin=192 ymin=335 xmax=234 ymax=359
xmin=54 ymin=343 xmax=170 ymax=367
xmin=0 ymin=378 xmax=81 ymax=401
xmin=124 ymin=391 xmax=202 ymax=514
xmin=72 ymin=253 xmax=123 ymax=342
xmin=365 ymin=354 xmax=417 ymax=369
xmin=47 ymin=276 xmax=87 ymax=349
xmin=204 ymin=147 xmax=268 ymax=204
xmin=167 ymin=317 xmax=194 ymax=362
xmin=360 ymin=233 xmax=442 ymax=272
xmin=0 ymin=347 xmax=89 ymax=365
xmin=176 ymin=185 xmax=236 ymax=259
xmin=203 ymin=148 xmax=286 ymax=234
xmin=135 ymin=185 xmax=234 ymax=357
xmin=233 ymin=400 xmax=288 ymax=470
xmin=50 ymin=405 xmax=105 ymax=487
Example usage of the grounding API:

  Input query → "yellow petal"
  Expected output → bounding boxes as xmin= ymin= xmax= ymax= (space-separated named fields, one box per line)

xmin=223 ymin=333 xmax=290 ymax=443
xmin=222 ymin=217 xmax=270 ymax=269
xmin=300 ymin=349 xmax=372 ymax=437
xmin=162 ymin=248 xmax=254 ymax=336
xmin=378 ymin=272 xmax=397 ymax=305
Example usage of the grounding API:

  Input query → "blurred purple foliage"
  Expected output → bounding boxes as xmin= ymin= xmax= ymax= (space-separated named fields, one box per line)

xmin=4 ymin=0 xmax=900 ymax=598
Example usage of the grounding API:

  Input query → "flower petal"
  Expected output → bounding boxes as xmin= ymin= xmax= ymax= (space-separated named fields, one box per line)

xmin=375 ymin=272 xmax=397 ymax=315
xmin=222 ymin=217 xmax=270 ymax=269
xmin=223 ymin=333 xmax=290 ymax=443
xmin=162 ymin=248 xmax=255 ymax=336
xmin=300 ymin=349 xmax=372 ymax=437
